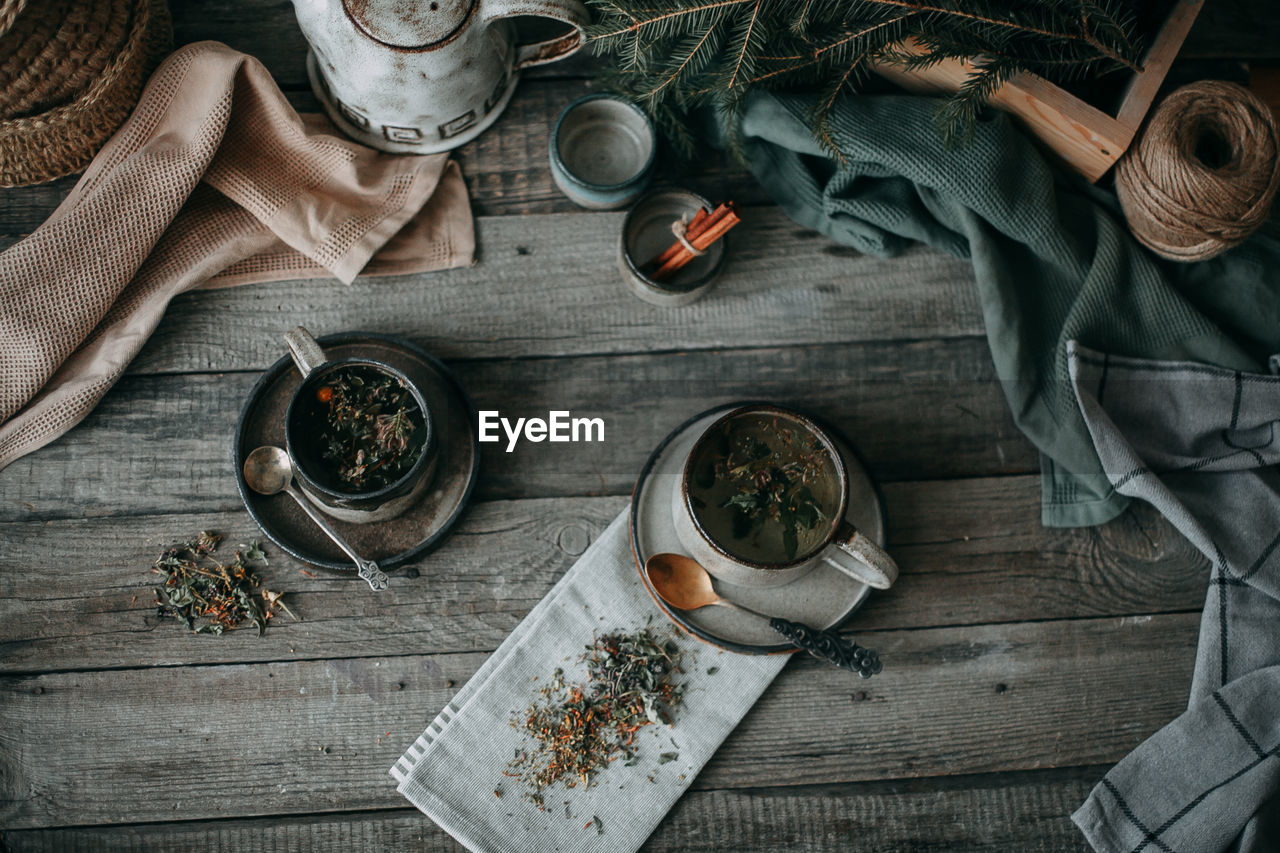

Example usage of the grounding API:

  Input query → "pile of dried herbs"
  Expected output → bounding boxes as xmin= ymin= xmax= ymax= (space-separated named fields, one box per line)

xmin=152 ymin=532 xmax=296 ymax=636
xmin=315 ymin=366 xmax=422 ymax=491
xmin=506 ymin=628 xmax=687 ymax=808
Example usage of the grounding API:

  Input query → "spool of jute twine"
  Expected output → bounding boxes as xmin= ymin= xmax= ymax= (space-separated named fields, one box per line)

xmin=1116 ymin=80 xmax=1280 ymax=262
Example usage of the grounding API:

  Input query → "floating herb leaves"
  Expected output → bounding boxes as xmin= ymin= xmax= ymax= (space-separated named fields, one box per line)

xmin=506 ymin=628 xmax=687 ymax=809
xmin=152 ymin=532 xmax=296 ymax=636
xmin=706 ymin=419 xmax=830 ymax=559
xmin=316 ymin=366 xmax=422 ymax=492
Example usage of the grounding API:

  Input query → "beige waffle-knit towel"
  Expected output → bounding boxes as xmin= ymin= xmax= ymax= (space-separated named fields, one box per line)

xmin=0 ymin=40 xmax=475 ymax=470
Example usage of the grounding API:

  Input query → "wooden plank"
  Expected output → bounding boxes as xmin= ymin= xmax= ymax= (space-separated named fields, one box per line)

xmin=121 ymin=209 xmax=979 ymax=374
xmin=1115 ymin=0 xmax=1207 ymax=130
xmin=0 ymin=207 xmax=981 ymax=377
xmin=1 ymin=768 xmax=1099 ymax=851
xmin=874 ymin=2 xmax=1207 ymax=182
xmin=449 ymin=78 xmax=770 ymax=217
xmin=0 ymin=482 xmax=1207 ymax=673
xmin=0 ymin=338 xmax=1030 ymax=522
xmin=0 ymin=613 xmax=1196 ymax=828
xmin=0 ymin=78 xmax=767 ymax=232
xmin=870 ymin=41 xmax=1131 ymax=183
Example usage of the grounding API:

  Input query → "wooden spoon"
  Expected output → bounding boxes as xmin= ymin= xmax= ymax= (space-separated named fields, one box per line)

xmin=643 ymin=553 xmax=882 ymax=677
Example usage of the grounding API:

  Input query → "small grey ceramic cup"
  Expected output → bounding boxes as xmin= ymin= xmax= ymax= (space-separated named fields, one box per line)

xmin=671 ymin=404 xmax=899 ymax=590
xmin=619 ymin=187 xmax=727 ymax=306
xmin=549 ymin=93 xmax=656 ymax=210
xmin=283 ymin=327 xmax=439 ymax=524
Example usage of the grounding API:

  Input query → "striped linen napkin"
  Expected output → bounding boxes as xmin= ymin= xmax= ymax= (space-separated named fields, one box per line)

xmin=390 ymin=511 xmax=786 ymax=853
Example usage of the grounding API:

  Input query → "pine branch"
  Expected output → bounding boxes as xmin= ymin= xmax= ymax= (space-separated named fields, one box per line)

xmin=585 ymin=0 xmax=1148 ymax=160
xmin=645 ymin=20 xmax=724 ymax=100
xmin=727 ymin=0 xmax=764 ymax=88
xmin=856 ymin=0 xmax=1139 ymax=69
xmin=588 ymin=0 xmax=755 ymax=41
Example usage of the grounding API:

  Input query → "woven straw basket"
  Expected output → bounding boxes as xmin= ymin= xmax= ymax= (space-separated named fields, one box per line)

xmin=0 ymin=0 xmax=172 ymax=187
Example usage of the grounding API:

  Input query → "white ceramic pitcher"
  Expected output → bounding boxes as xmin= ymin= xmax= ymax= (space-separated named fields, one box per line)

xmin=292 ymin=0 xmax=589 ymax=153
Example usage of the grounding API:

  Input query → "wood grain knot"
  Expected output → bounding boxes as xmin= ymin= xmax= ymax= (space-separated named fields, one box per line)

xmin=556 ymin=524 xmax=592 ymax=556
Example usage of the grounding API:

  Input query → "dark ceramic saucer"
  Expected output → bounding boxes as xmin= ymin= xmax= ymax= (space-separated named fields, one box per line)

xmin=233 ymin=332 xmax=479 ymax=573
xmin=630 ymin=402 xmax=886 ymax=654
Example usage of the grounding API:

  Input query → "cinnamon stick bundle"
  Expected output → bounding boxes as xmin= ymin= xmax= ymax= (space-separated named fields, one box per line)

xmin=643 ymin=202 xmax=740 ymax=282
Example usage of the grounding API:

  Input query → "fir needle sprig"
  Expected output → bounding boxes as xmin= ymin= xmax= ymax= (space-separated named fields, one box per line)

xmin=586 ymin=0 xmax=1146 ymax=155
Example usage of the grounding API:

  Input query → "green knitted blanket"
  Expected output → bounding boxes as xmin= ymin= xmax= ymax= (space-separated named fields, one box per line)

xmin=728 ymin=92 xmax=1280 ymax=526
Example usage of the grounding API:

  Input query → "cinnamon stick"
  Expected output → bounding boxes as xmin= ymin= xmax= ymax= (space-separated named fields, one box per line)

xmin=651 ymin=203 xmax=740 ymax=282
xmin=642 ymin=206 xmax=713 ymax=273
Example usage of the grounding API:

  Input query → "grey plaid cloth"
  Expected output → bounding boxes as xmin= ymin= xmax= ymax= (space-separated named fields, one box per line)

xmin=1068 ymin=342 xmax=1280 ymax=853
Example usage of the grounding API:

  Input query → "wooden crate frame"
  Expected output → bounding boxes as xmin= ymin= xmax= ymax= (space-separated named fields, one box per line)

xmin=870 ymin=0 xmax=1204 ymax=181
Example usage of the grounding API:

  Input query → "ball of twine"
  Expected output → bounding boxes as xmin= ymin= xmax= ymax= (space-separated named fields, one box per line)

xmin=1116 ymin=80 xmax=1280 ymax=262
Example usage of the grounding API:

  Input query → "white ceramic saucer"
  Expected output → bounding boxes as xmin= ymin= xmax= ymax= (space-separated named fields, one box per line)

xmin=630 ymin=403 xmax=886 ymax=654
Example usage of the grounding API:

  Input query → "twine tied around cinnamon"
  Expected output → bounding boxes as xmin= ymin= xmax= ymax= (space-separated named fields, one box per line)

xmin=671 ymin=215 xmax=706 ymax=257
xmin=1116 ymin=80 xmax=1280 ymax=262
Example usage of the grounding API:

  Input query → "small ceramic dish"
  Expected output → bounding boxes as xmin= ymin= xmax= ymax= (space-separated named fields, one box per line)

xmin=618 ymin=187 xmax=727 ymax=306
xmin=630 ymin=402 xmax=887 ymax=654
xmin=549 ymin=93 xmax=656 ymax=210
xmin=233 ymin=332 xmax=480 ymax=573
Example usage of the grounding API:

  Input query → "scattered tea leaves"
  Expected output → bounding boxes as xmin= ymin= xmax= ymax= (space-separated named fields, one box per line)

xmin=706 ymin=666 xmax=719 ymax=676
xmin=151 ymin=533 xmax=296 ymax=637
xmin=507 ymin=628 xmax=687 ymax=808
xmin=658 ymin=752 xmax=679 ymax=764
xmin=593 ymin=815 xmax=604 ymax=836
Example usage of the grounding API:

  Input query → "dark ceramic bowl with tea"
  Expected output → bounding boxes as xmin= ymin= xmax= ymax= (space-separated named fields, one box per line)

xmin=672 ymin=404 xmax=898 ymax=590
xmin=283 ymin=327 xmax=439 ymax=523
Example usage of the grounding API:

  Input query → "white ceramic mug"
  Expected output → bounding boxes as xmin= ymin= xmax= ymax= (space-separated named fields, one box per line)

xmin=671 ymin=405 xmax=899 ymax=590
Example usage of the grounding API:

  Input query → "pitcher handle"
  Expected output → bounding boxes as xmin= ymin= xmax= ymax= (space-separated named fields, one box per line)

xmin=482 ymin=0 xmax=589 ymax=70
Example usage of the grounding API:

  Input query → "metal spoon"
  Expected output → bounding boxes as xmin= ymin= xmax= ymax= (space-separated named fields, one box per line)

xmin=643 ymin=552 xmax=881 ymax=677
xmin=243 ymin=446 xmax=389 ymax=592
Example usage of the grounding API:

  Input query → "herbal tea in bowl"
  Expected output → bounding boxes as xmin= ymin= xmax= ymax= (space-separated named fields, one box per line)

xmin=672 ymin=405 xmax=898 ymax=589
xmin=283 ymin=327 xmax=438 ymax=523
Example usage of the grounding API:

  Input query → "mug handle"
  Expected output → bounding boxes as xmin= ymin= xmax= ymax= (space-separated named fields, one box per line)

xmin=285 ymin=326 xmax=326 ymax=378
xmin=822 ymin=520 xmax=898 ymax=590
xmin=482 ymin=0 xmax=589 ymax=70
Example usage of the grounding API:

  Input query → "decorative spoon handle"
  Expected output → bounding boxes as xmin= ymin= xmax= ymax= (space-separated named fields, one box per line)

xmin=355 ymin=558 xmax=390 ymax=592
xmin=282 ymin=484 xmax=389 ymax=592
xmin=769 ymin=618 xmax=882 ymax=678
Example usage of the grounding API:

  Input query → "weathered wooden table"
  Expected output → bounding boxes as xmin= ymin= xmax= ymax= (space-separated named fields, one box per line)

xmin=2 ymin=3 xmax=1276 ymax=850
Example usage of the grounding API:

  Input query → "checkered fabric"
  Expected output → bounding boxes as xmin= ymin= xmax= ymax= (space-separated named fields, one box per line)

xmin=1069 ymin=342 xmax=1280 ymax=853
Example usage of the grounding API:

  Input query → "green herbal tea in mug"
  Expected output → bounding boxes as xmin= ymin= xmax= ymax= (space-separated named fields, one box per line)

xmin=687 ymin=413 xmax=842 ymax=563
